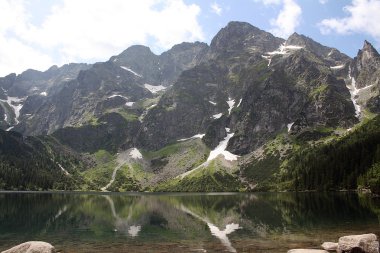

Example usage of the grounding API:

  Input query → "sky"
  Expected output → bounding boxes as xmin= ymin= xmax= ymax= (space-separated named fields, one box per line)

xmin=0 ymin=0 xmax=380 ymax=76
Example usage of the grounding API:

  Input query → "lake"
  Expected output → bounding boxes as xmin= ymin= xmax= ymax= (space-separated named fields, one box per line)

xmin=0 ymin=192 xmax=379 ymax=253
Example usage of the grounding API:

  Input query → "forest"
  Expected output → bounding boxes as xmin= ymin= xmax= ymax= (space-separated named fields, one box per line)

xmin=278 ymin=116 xmax=380 ymax=192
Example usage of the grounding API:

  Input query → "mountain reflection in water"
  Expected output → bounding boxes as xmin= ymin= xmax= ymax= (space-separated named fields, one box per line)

xmin=0 ymin=192 xmax=380 ymax=253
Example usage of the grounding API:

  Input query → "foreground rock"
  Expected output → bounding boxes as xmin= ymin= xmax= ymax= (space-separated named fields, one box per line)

xmin=1 ymin=241 xmax=55 ymax=253
xmin=337 ymin=234 xmax=379 ymax=253
xmin=321 ymin=242 xmax=338 ymax=251
xmin=287 ymin=250 xmax=329 ymax=253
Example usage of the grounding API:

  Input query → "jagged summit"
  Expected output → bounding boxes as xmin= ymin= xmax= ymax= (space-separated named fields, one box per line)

xmin=209 ymin=21 xmax=284 ymax=54
xmin=358 ymin=40 xmax=380 ymax=63
xmin=285 ymin=32 xmax=350 ymax=62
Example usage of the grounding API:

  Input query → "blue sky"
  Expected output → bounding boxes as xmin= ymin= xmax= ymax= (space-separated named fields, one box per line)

xmin=0 ymin=0 xmax=379 ymax=76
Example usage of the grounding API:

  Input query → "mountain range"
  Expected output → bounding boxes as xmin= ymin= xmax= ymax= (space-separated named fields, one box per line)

xmin=1 ymin=21 xmax=379 ymax=192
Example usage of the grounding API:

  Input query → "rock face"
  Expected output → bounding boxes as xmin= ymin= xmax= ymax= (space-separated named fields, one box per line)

xmin=350 ymin=41 xmax=380 ymax=113
xmin=7 ymin=42 xmax=208 ymax=136
xmin=337 ymin=234 xmax=379 ymax=253
xmin=0 ymin=63 xmax=90 ymax=131
xmin=139 ymin=21 xmax=356 ymax=153
xmin=1 ymin=241 xmax=55 ymax=253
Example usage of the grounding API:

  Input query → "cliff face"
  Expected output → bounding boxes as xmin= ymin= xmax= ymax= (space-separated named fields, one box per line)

xmin=139 ymin=22 xmax=356 ymax=154
xmin=350 ymin=41 xmax=380 ymax=113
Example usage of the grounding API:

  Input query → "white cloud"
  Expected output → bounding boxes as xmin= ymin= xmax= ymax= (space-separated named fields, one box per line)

xmin=0 ymin=0 xmax=204 ymax=76
xmin=254 ymin=0 xmax=281 ymax=5
xmin=254 ymin=0 xmax=302 ymax=38
xmin=319 ymin=0 xmax=328 ymax=4
xmin=211 ymin=2 xmax=222 ymax=15
xmin=0 ymin=0 xmax=53 ymax=76
xmin=319 ymin=0 xmax=380 ymax=43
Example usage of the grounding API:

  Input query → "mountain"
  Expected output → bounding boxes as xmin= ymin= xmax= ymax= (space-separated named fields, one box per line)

xmin=0 ymin=21 xmax=380 ymax=192
xmin=0 ymin=63 xmax=90 ymax=131
xmin=8 ymin=42 xmax=208 ymax=136
xmin=139 ymin=21 xmax=355 ymax=155
xmin=350 ymin=40 xmax=380 ymax=113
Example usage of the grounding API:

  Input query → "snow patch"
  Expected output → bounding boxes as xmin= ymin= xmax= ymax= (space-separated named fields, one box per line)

xmin=125 ymin=102 xmax=134 ymax=107
xmin=267 ymin=43 xmax=303 ymax=56
xmin=178 ymin=130 xmax=239 ymax=179
xmin=108 ymin=94 xmax=128 ymax=100
xmin=6 ymin=126 xmax=14 ymax=131
xmin=209 ymin=101 xmax=217 ymax=105
xmin=227 ymin=98 xmax=235 ymax=115
xmin=207 ymin=128 xmax=238 ymax=162
xmin=58 ymin=163 xmax=70 ymax=176
xmin=237 ymin=98 xmax=242 ymax=107
xmin=212 ymin=113 xmax=222 ymax=119
xmin=347 ymin=67 xmax=364 ymax=118
xmin=129 ymin=148 xmax=143 ymax=159
xmin=40 ymin=91 xmax=47 ymax=96
xmin=177 ymin=134 xmax=205 ymax=142
xmin=120 ymin=66 xmax=142 ymax=77
xmin=0 ymin=96 xmax=25 ymax=124
xmin=287 ymin=122 xmax=294 ymax=132
xmin=330 ymin=65 xmax=344 ymax=70
xmin=144 ymin=83 xmax=166 ymax=94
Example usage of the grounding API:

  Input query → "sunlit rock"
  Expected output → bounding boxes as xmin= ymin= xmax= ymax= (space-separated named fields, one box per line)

xmin=337 ymin=234 xmax=379 ymax=253
xmin=1 ymin=241 xmax=55 ymax=253
xmin=321 ymin=242 xmax=338 ymax=251
xmin=287 ymin=249 xmax=328 ymax=253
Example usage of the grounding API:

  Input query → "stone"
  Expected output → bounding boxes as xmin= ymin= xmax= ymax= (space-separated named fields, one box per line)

xmin=321 ymin=242 xmax=338 ymax=251
xmin=337 ymin=234 xmax=379 ymax=253
xmin=287 ymin=250 xmax=329 ymax=253
xmin=1 ymin=241 xmax=55 ymax=253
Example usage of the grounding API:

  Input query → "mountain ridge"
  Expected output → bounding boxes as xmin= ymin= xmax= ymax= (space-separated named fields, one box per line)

xmin=0 ymin=21 xmax=379 ymax=192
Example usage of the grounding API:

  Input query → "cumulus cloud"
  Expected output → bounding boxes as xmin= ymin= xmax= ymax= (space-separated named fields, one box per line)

xmin=0 ymin=0 xmax=204 ymax=76
xmin=319 ymin=0 xmax=380 ymax=42
xmin=211 ymin=2 xmax=222 ymax=16
xmin=0 ymin=0 xmax=53 ymax=76
xmin=255 ymin=0 xmax=302 ymax=38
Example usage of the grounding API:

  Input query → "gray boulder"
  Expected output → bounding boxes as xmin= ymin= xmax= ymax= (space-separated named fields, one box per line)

xmin=321 ymin=242 xmax=338 ymax=251
xmin=287 ymin=250 xmax=329 ymax=253
xmin=1 ymin=241 xmax=55 ymax=253
xmin=337 ymin=234 xmax=379 ymax=253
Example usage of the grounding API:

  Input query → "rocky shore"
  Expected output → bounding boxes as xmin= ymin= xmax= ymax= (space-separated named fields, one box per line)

xmin=1 ymin=234 xmax=379 ymax=253
xmin=288 ymin=234 xmax=379 ymax=253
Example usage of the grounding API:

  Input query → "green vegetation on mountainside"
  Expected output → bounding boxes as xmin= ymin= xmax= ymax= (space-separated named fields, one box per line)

xmin=273 ymin=116 xmax=380 ymax=191
xmin=0 ymin=130 xmax=92 ymax=190
xmin=155 ymin=159 xmax=243 ymax=192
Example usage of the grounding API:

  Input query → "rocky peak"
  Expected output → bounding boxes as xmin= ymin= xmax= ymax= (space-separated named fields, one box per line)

xmin=110 ymin=45 xmax=156 ymax=64
xmin=167 ymin=41 xmax=208 ymax=54
xmin=357 ymin=40 xmax=380 ymax=66
xmin=285 ymin=32 xmax=306 ymax=46
xmin=351 ymin=40 xmax=380 ymax=78
xmin=210 ymin=21 xmax=283 ymax=55
xmin=350 ymin=40 xmax=380 ymax=107
xmin=285 ymin=32 xmax=350 ymax=62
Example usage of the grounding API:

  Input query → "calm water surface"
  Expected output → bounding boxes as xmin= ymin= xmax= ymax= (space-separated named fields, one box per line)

xmin=0 ymin=192 xmax=379 ymax=253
